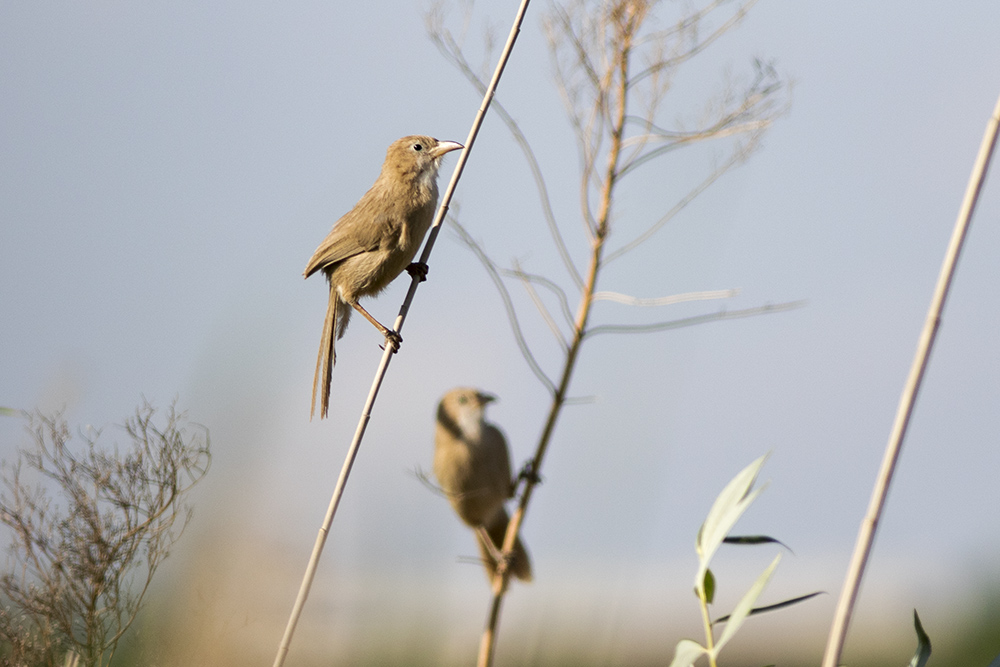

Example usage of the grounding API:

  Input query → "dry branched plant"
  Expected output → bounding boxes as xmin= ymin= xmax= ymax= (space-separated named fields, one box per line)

xmin=0 ymin=401 xmax=210 ymax=667
xmin=428 ymin=1 xmax=793 ymax=665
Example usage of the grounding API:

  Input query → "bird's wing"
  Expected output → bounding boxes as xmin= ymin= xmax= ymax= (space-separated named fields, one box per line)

xmin=303 ymin=190 xmax=399 ymax=277
xmin=482 ymin=425 xmax=515 ymax=498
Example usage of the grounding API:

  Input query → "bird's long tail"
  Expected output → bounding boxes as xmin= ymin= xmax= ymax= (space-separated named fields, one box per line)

xmin=479 ymin=508 xmax=533 ymax=582
xmin=311 ymin=287 xmax=339 ymax=419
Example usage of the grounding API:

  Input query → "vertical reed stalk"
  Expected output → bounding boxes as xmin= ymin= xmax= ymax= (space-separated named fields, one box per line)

xmin=821 ymin=91 xmax=1000 ymax=667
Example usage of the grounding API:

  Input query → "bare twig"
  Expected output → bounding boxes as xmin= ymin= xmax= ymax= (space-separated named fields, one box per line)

xmin=476 ymin=4 xmax=640 ymax=664
xmin=821 ymin=91 xmax=1000 ymax=667
xmin=605 ymin=144 xmax=747 ymax=263
xmin=500 ymin=266 xmax=576 ymax=330
xmin=629 ymin=0 xmax=756 ymax=88
xmin=429 ymin=3 xmax=790 ymax=665
xmin=583 ymin=300 xmax=803 ymax=338
xmin=592 ymin=287 xmax=738 ymax=306
xmin=451 ymin=219 xmax=558 ymax=393
xmin=511 ymin=259 xmax=570 ymax=349
xmin=429 ymin=19 xmax=583 ymax=288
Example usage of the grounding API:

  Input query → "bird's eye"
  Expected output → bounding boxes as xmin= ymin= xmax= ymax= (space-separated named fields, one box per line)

xmin=458 ymin=396 xmax=468 ymax=404
xmin=412 ymin=143 xmax=424 ymax=152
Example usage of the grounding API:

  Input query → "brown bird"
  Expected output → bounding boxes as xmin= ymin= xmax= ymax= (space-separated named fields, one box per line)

xmin=305 ymin=135 xmax=462 ymax=418
xmin=434 ymin=388 xmax=532 ymax=583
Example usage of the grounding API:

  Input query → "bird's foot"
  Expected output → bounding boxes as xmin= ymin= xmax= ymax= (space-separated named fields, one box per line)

xmin=492 ymin=548 xmax=529 ymax=582
xmin=517 ymin=460 xmax=542 ymax=486
xmin=406 ymin=261 xmax=429 ymax=282
xmin=380 ymin=329 xmax=402 ymax=353
xmin=494 ymin=550 xmax=512 ymax=578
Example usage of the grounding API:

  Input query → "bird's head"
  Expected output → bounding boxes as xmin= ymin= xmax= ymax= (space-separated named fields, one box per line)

xmin=382 ymin=135 xmax=463 ymax=189
xmin=437 ymin=387 xmax=497 ymax=441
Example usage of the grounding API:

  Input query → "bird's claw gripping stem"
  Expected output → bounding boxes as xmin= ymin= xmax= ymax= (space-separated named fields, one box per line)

xmin=381 ymin=330 xmax=402 ymax=353
xmin=406 ymin=262 xmax=429 ymax=282
xmin=517 ymin=460 xmax=542 ymax=486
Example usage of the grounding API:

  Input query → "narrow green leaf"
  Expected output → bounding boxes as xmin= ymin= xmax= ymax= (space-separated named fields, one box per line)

xmin=907 ymin=610 xmax=931 ymax=667
xmin=714 ymin=554 xmax=781 ymax=654
xmin=694 ymin=454 xmax=770 ymax=590
xmin=668 ymin=639 xmax=708 ymax=667
xmin=714 ymin=591 xmax=824 ymax=624
xmin=723 ymin=535 xmax=792 ymax=552
xmin=0 ymin=407 xmax=19 ymax=417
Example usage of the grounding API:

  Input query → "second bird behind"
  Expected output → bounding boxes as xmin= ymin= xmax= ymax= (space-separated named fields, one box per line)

xmin=434 ymin=387 xmax=533 ymax=583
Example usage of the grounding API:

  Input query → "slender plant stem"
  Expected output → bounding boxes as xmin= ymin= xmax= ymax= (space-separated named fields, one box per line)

xmin=697 ymin=587 xmax=717 ymax=667
xmin=476 ymin=17 xmax=634 ymax=667
xmin=821 ymin=91 xmax=1000 ymax=667
xmin=271 ymin=353 xmax=393 ymax=667
xmin=270 ymin=2 xmax=534 ymax=664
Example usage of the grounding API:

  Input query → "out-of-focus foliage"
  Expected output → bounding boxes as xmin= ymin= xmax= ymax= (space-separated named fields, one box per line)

xmin=0 ymin=401 xmax=210 ymax=667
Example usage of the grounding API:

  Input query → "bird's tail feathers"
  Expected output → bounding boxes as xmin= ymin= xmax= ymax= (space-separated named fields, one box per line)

xmin=311 ymin=289 xmax=339 ymax=420
xmin=335 ymin=297 xmax=352 ymax=340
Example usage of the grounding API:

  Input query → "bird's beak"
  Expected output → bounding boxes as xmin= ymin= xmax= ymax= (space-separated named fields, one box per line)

xmin=430 ymin=141 xmax=464 ymax=158
xmin=477 ymin=392 xmax=497 ymax=405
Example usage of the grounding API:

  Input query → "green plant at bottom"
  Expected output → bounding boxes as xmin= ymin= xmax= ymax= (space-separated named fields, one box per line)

xmin=670 ymin=454 xmax=819 ymax=667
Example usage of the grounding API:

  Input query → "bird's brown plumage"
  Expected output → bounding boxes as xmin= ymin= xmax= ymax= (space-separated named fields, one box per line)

xmin=305 ymin=135 xmax=462 ymax=418
xmin=434 ymin=388 xmax=533 ymax=583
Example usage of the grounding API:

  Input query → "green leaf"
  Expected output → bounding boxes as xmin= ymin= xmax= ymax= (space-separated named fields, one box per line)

xmin=695 ymin=454 xmax=770 ymax=592
xmin=668 ymin=639 xmax=708 ymax=667
xmin=0 ymin=407 xmax=19 ymax=417
xmin=723 ymin=535 xmax=791 ymax=552
xmin=703 ymin=568 xmax=716 ymax=604
xmin=714 ymin=554 xmax=781 ymax=655
xmin=907 ymin=610 xmax=931 ymax=667
xmin=714 ymin=591 xmax=824 ymax=624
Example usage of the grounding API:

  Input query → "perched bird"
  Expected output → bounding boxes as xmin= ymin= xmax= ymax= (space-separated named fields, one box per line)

xmin=434 ymin=388 xmax=532 ymax=582
xmin=305 ymin=135 xmax=463 ymax=418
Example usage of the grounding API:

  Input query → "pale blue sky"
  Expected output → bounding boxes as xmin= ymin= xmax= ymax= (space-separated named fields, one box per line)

xmin=2 ymin=1 xmax=999 ymax=663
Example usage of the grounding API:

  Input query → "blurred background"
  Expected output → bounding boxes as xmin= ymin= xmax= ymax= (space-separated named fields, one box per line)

xmin=2 ymin=1 xmax=999 ymax=665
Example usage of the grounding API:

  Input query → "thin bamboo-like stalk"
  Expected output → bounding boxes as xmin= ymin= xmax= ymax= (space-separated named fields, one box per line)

xmin=270 ymin=2 xmax=534 ymax=665
xmin=476 ymin=12 xmax=634 ymax=666
xmin=821 ymin=91 xmax=1000 ymax=667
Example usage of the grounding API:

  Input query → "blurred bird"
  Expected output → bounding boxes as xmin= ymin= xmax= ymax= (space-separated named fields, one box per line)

xmin=434 ymin=388 xmax=533 ymax=582
xmin=304 ymin=135 xmax=462 ymax=419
